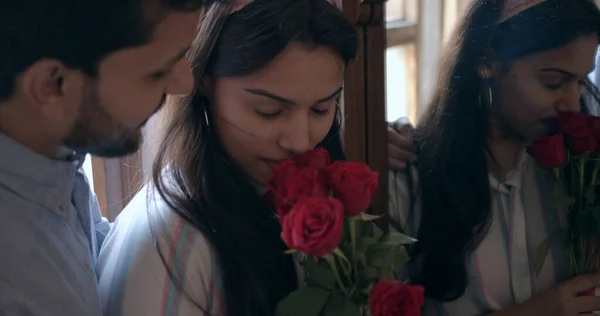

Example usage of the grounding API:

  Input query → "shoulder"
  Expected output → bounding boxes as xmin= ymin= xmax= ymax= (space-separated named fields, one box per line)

xmin=98 ymin=184 xmax=223 ymax=315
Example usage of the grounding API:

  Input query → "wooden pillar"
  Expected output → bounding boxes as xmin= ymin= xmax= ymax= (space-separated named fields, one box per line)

xmin=342 ymin=0 xmax=389 ymax=226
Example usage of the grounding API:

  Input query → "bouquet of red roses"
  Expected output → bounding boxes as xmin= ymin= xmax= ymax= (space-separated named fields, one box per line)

xmin=265 ymin=148 xmax=423 ymax=316
xmin=528 ymin=113 xmax=600 ymax=292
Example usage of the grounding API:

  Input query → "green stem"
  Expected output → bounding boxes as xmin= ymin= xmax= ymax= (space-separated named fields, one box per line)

xmin=569 ymin=243 xmax=578 ymax=276
xmin=578 ymin=156 xmax=585 ymax=213
xmin=333 ymin=248 xmax=352 ymax=276
xmin=327 ymin=255 xmax=349 ymax=296
xmin=590 ymin=160 xmax=600 ymax=189
xmin=553 ymin=167 xmax=561 ymax=179
xmin=350 ymin=219 xmax=358 ymax=287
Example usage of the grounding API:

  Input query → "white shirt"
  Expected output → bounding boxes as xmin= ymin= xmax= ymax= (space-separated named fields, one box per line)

xmin=389 ymin=154 xmax=569 ymax=316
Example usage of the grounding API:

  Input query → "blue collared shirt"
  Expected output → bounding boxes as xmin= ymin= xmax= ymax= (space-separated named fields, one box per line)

xmin=0 ymin=132 xmax=110 ymax=315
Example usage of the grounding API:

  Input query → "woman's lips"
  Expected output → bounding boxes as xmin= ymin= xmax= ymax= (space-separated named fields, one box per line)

xmin=262 ymin=159 xmax=287 ymax=169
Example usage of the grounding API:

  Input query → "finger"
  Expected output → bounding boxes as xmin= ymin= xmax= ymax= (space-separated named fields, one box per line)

xmin=573 ymin=296 xmax=600 ymax=313
xmin=392 ymin=117 xmax=414 ymax=135
xmin=388 ymin=128 xmax=416 ymax=152
xmin=389 ymin=158 xmax=407 ymax=171
xmin=389 ymin=143 xmax=417 ymax=164
xmin=566 ymin=274 xmax=600 ymax=294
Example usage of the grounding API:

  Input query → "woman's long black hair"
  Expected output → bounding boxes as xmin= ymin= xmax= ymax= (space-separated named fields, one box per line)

xmin=401 ymin=0 xmax=600 ymax=302
xmin=151 ymin=0 xmax=357 ymax=314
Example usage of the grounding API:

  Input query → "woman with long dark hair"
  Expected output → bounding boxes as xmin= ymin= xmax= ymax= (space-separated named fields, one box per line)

xmin=389 ymin=0 xmax=600 ymax=315
xmin=96 ymin=0 xmax=357 ymax=315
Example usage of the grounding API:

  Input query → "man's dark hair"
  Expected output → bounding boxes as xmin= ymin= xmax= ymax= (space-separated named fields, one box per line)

xmin=0 ymin=0 xmax=213 ymax=100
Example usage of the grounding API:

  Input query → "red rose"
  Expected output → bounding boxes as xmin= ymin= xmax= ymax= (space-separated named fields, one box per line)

xmin=266 ymin=148 xmax=330 ymax=199
xmin=325 ymin=161 xmax=379 ymax=216
xmin=557 ymin=113 xmax=599 ymax=154
xmin=275 ymin=168 xmax=328 ymax=219
xmin=281 ymin=197 xmax=344 ymax=256
xmin=558 ymin=113 xmax=589 ymax=130
xmin=588 ymin=116 xmax=600 ymax=138
xmin=294 ymin=147 xmax=331 ymax=169
xmin=369 ymin=280 xmax=425 ymax=316
xmin=526 ymin=134 xmax=567 ymax=169
xmin=266 ymin=160 xmax=297 ymax=194
xmin=562 ymin=125 xmax=598 ymax=155
xmin=588 ymin=116 xmax=600 ymax=128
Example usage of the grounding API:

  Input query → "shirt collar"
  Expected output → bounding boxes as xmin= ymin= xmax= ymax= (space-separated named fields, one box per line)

xmin=0 ymin=132 xmax=85 ymax=216
xmin=488 ymin=149 xmax=533 ymax=194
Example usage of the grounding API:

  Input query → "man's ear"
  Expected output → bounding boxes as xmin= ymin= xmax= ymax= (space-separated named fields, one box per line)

xmin=20 ymin=59 xmax=84 ymax=120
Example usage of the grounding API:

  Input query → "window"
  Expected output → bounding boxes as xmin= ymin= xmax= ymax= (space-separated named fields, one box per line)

xmin=385 ymin=0 xmax=474 ymax=123
xmin=82 ymin=154 xmax=94 ymax=192
xmin=385 ymin=0 xmax=418 ymax=123
xmin=82 ymin=152 xmax=145 ymax=222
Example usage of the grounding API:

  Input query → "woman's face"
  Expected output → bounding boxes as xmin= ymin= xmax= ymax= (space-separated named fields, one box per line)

xmin=491 ymin=34 xmax=599 ymax=142
xmin=209 ymin=42 xmax=345 ymax=185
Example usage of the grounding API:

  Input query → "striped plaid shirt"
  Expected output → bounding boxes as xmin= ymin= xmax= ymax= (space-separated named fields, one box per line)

xmin=97 ymin=185 xmax=225 ymax=316
xmin=389 ymin=153 xmax=570 ymax=316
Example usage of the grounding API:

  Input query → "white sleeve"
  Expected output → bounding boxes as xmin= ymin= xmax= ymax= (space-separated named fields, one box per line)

xmin=97 ymin=187 xmax=224 ymax=316
xmin=388 ymin=167 xmax=420 ymax=237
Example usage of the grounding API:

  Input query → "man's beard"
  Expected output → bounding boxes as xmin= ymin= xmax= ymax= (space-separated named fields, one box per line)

xmin=62 ymin=85 xmax=148 ymax=158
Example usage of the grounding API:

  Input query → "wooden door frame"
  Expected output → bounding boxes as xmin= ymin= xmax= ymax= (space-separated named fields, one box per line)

xmin=342 ymin=0 xmax=389 ymax=227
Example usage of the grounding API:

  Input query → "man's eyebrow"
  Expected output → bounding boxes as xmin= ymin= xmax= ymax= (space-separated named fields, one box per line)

xmin=156 ymin=46 xmax=191 ymax=71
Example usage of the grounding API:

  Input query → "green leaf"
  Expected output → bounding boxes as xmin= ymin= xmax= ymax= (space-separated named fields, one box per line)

xmin=284 ymin=249 xmax=297 ymax=255
xmin=354 ymin=251 xmax=367 ymax=266
xmin=372 ymin=223 xmax=384 ymax=241
xmin=391 ymin=246 xmax=410 ymax=267
xmin=357 ymin=237 xmax=377 ymax=253
xmin=534 ymin=236 xmax=550 ymax=277
xmin=382 ymin=232 xmax=418 ymax=245
xmin=366 ymin=243 xmax=395 ymax=269
xmin=304 ymin=259 xmax=336 ymax=290
xmin=378 ymin=268 xmax=395 ymax=280
xmin=586 ymin=186 xmax=596 ymax=205
xmin=361 ymin=213 xmax=382 ymax=221
xmin=323 ymin=294 xmax=362 ymax=316
xmin=361 ymin=266 xmax=379 ymax=281
xmin=550 ymin=180 xmax=575 ymax=208
xmin=275 ymin=287 xmax=331 ymax=316
xmin=353 ymin=220 xmax=373 ymax=239
xmin=595 ymin=175 xmax=600 ymax=186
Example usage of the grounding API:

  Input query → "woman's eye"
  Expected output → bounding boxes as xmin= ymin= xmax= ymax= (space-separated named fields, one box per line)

xmin=256 ymin=110 xmax=283 ymax=119
xmin=543 ymin=82 xmax=561 ymax=90
xmin=312 ymin=108 xmax=330 ymax=116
